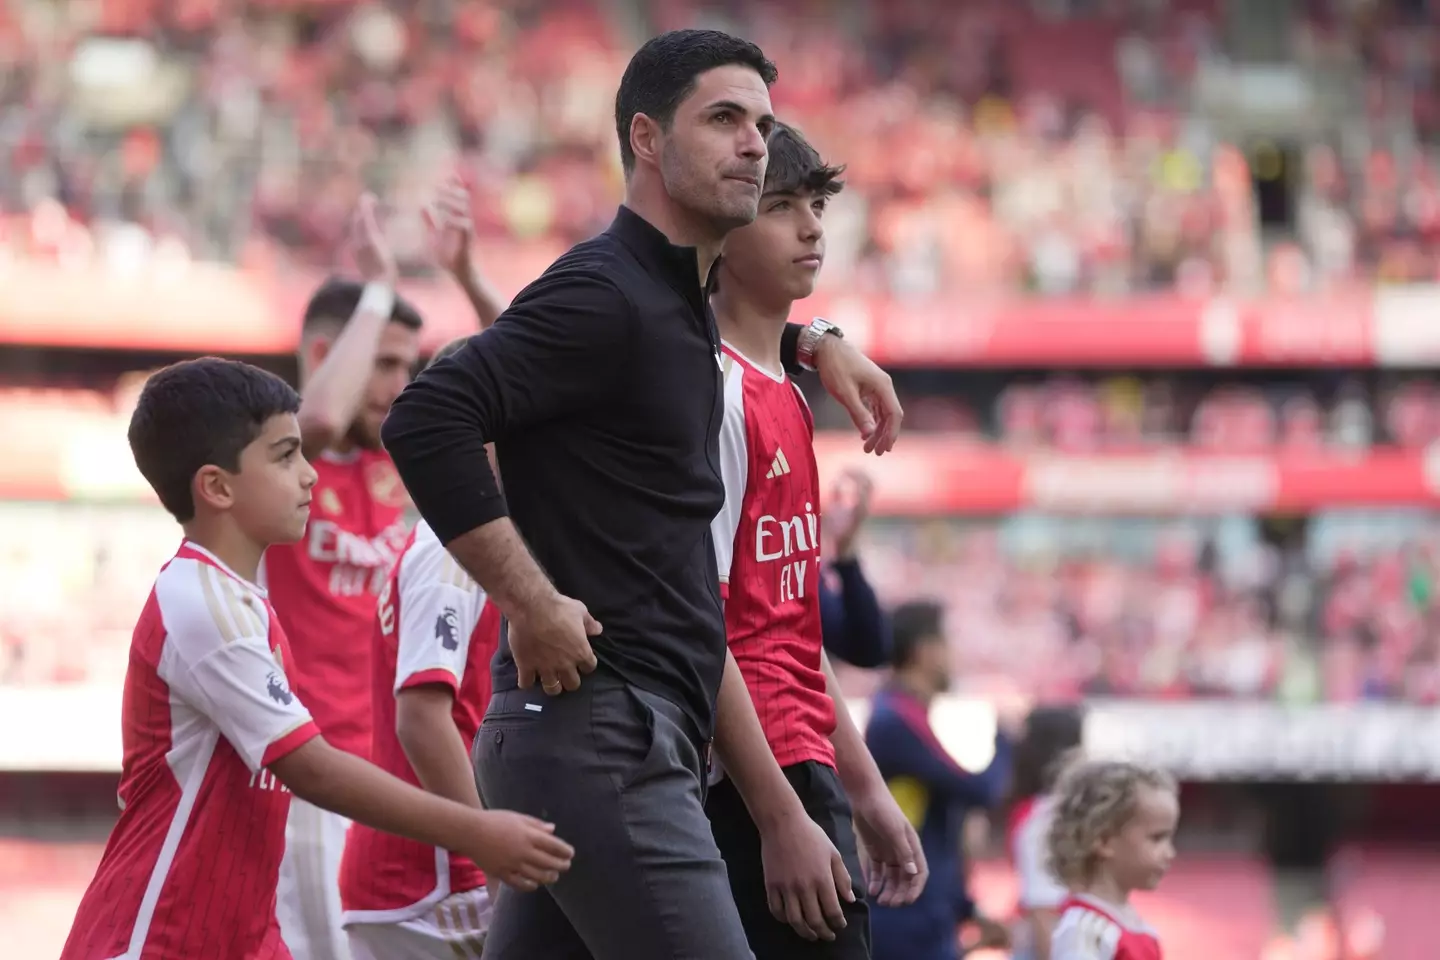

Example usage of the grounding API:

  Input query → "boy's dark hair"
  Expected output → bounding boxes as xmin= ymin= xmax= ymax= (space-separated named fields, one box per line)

xmin=301 ymin=277 xmax=423 ymax=335
xmin=128 ymin=358 xmax=301 ymax=523
xmin=614 ymin=29 xmax=778 ymax=176
xmin=890 ymin=600 xmax=945 ymax=669
xmin=764 ymin=122 xmax=845 ymax=198
xmin=1010 ymin=705 xmax=1086 ymax=801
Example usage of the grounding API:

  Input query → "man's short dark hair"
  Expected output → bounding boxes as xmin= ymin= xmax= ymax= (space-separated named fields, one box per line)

xmin=128 ymin=358 xmax=301 ymax=523
xmin=614 ymin=29 xmax=778 ymax=176
xmin=301 ymin=277 xmax=423 ymax=334
xmin=890 ymin=600 xmax=945 ymax=670
xmin=764 ymin=122 xmax=845 ymax=198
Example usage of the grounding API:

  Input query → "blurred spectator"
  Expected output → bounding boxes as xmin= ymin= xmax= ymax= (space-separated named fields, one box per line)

xmin=820 ymin=470 xmax=892 ymax=669
xmin=7 ymin=0 xmax=1439 ymax=293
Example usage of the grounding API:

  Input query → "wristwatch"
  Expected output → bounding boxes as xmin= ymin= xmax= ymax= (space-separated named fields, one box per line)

xmin=796 ymin=317 xmax=844 ymax=372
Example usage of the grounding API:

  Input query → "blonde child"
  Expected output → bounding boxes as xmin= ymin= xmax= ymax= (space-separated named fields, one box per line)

xmin=1045 ymin=757 xmax=1179 ymax=960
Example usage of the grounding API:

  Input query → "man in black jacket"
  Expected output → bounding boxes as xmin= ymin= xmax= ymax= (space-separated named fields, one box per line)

xmin=382 ymin=29 xmax=904 ymax=960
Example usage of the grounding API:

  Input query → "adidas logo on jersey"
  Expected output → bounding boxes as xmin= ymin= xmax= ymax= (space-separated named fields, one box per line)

xmin=765 ymin=448 xmax=791 ymax=479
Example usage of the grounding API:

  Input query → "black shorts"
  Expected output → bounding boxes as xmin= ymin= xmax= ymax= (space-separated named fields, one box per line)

xmin=706 ymin=760 xmax=872 ymax=960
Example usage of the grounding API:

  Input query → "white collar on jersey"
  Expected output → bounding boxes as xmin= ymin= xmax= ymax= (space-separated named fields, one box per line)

xmin=720 ymin=340 xmax=788 ymax=384
xmin=181 ymin=540 xmax=269 ymax=598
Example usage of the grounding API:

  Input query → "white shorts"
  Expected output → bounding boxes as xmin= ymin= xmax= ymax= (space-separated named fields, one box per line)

xmin=278 ymin=798 xmax=353 ymax=960
xmin=346 ymin=886 xmax=493 ymax=960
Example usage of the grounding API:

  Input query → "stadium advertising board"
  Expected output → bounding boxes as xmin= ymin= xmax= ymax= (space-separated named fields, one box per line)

xmin=7 ymin=687 xmax=1440 ymax=780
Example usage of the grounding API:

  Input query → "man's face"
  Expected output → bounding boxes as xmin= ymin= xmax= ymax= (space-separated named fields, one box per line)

xmin=658 ymin=64 xmax=774 ymax=233
xmin=721 ymin=187 xmax=828 ymax=304
xmin=917 ymin=634 xmax=952 ymax=695
xmin=303 ymin=321 xmax=421 ymax=451
xmin=350 ymin=322 xmax=421 ymax=449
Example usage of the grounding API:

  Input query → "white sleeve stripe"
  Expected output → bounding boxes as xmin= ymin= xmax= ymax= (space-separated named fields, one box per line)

xmin=154 ymin=561 xmax=311 ymax=774
xmin=195 ymin=563 xmax=265 ymax=642
xmin=399 ymin=523 xmax=480 ymax=600
xmin=710 ymin=360 xmax=749 ymax=583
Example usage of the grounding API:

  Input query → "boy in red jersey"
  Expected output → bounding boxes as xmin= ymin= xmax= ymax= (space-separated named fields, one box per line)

xmin=705 ymin=123 xmax=927 ymax=959
xmin=61 ymin=358 xmax=571 ymax=960
xmin=1046 ymin=758 xmax=1178 ymax=960
xmin=265 ymin=183 xmax=505 ymax=960
xmin=338 ymin=339 xmax=502 ymax=960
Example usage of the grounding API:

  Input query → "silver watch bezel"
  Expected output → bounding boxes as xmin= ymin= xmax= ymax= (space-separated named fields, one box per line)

xmin=797 ymin=317 xmax=844 ymax=371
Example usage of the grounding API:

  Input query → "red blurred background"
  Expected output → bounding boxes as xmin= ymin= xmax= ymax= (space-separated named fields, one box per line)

xmin=6 ymin=0 xmax=1440 ymax=957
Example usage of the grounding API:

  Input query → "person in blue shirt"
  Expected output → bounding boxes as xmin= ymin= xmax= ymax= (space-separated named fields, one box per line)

xmin=865 ymin=601 xmax=1013 ymax=960
xmin=820 ymin=470 xmax=889 ymax=668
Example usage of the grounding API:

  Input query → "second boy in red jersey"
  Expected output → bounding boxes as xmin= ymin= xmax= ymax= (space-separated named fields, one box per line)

xmin=339 ymin=339 xmax=502 ymax=960
xmin=705 ymin=123 xmax=928 ymax=959
xmin=267 ymin=185 xmax=506 ymax=960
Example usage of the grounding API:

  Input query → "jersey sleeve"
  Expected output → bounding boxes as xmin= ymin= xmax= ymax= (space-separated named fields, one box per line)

xmin=155 ymin=560 xmax=318 ymax=772
xmin=1016 ymin=803 xmax=1070 ymax=910
xmin=711 ymin=355 xmax=749 ymax=598
xmin=394 ymin=526 xmax=487 ymax=695
xmin=1050 ymin=909 xmax=1120 ymax=960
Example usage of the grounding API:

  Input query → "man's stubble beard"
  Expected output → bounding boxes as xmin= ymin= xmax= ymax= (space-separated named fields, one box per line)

xmin=661 ymin=142 xmax=758 ymax=236
xmin=346 ymin=419 xmax=383 ymax=452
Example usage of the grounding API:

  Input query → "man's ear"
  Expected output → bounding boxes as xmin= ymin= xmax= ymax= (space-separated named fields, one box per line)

xmin=630 ymin=112 xmax=663 ymax=170
xmin=299 ymin=332 xmax=333 ymax=377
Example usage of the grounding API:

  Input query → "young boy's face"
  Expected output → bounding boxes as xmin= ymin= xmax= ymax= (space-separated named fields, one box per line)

xmin=722 ymin=186 xmax=828 ymax=304
xmin=225 ymin=413 xmax=319 ymax=545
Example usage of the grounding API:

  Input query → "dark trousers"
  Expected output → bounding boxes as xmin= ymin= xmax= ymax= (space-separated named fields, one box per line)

xmin=706 ymin=760 xmax=872 ymax=960
xmin=474 ymin=670 xmax=754 ymax=960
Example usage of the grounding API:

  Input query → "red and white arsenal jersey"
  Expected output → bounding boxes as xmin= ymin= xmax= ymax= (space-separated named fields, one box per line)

xmin=261 ymin=449 xmax=410 ymax=757
xmin=340 ymin=521 xmax=499 ymax=922
xmin=61 ymin=542 xmax=319 ymax=960
xmin=711 ymin=343 xmax=835 ymax=771
xmin=1051 ymin=894 xmax=1163 ymax=960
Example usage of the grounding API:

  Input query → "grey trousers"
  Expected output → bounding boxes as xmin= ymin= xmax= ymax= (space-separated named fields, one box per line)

xmin=474 ymin=670 xmax=755 ymax=960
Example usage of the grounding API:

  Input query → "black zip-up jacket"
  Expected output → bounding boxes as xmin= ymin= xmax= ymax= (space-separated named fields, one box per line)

xmin=381 ymin=205 xmax=811 ymax=742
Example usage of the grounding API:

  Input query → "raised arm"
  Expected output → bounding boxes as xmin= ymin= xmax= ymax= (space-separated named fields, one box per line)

xmin=297 ymin=194 xmax=402 ymax=458
xmin=425 ymin=173 xmax=508 ymax=330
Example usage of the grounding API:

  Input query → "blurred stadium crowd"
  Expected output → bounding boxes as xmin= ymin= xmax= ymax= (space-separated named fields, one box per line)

xmin=6 ymin=2 xmax=1440 ymax=958
xmin=7 ymin=492 xmax=1440 ymax=708
xmin=8 ymin=0 xmax=1440 ymax=292
xmin=1 ymin=0 xmax=1439 ymax=730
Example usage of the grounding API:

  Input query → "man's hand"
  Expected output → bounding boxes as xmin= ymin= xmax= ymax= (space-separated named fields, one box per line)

xmin=508 ymin=593 xmax=601 ymax=695
xmin=349 ymin=192 xmax=398 ymax=287
xmin=760 ymin=814 xmax=855 ymax=941
xmin=425 ymin=173 xmax=476 ymax=284
xmin=828 ymin=470 xmax=873 ymax=560
xmin=852 ymin=784 xmax=928 ymax=907
xmin=812 ymin=336 xmax=903 ymax=455
xmin=466 ymin=809 xmax=575 ymax=891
